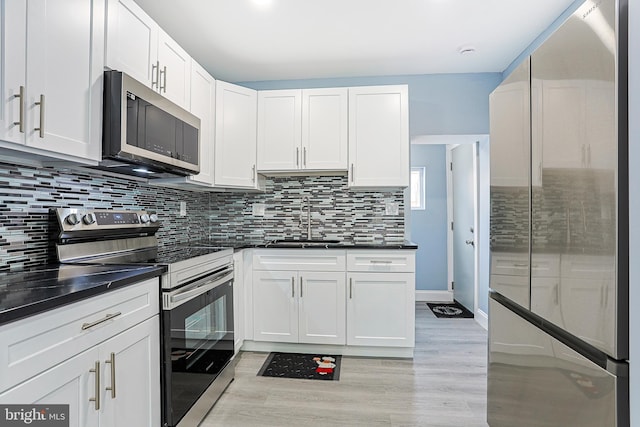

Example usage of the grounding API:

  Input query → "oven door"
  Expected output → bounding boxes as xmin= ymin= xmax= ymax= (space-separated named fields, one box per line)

xmin=162 ymin=270 xmax=234 ymax=427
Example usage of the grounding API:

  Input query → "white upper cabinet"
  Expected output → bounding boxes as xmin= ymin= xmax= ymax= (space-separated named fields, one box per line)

xmin=257 ymin=88 xmax=348 ymax=173
xmin=156 ymin=29 xmax=191 ymax=108
xmin=302 ymin=88 xmax=348 ymax=171
xmin=187 ymin=60 xmax=216 ymax=186
xmin=348 ymin=85 xmax=409 ymax=188
xmin=214 ymin=81 xmax=259 ymax=189
xmin=257 ymin=90 xmax=302 ymax=171
xmin=490 ymin=58 xmax=531 ymax=187
xmin=0 ymin=0 xmax=104 ymax=163
xmin=106 ymin=0 xmax=190 ymax=109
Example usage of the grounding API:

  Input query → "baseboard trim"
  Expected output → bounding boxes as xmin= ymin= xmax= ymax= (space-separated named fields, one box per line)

xmin=415 ymin=290 xmax=453 ymax=302
xmin=475 ymin=308 xmax=488 ymax=330
xmin=240 ymin=341 xmax=414 ymax=358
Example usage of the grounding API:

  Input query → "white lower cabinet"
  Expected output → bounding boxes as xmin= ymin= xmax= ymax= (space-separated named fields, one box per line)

xmin=248 ymin=249 xmax=416 ymax=354
xmin=0 ymin=278 xmax=161 ymax=426
xmin=0 ymin=316 xmax=159 ymax=427
xmin=253 ymin=270 xmax=346 ymax=345
xmin=0 ymin=347 xmax=100 ymax=427
xmin=346 ymin=272 xmax=415 ymax=347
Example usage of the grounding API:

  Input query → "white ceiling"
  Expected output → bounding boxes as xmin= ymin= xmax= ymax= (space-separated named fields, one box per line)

xmin=133 ymin=0 xmax=577 ymax=83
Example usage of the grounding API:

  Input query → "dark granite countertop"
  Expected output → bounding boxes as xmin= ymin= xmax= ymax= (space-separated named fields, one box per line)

xmin=0 ymin=263 xmax=166 ymax=326
xmin=187 ymin=239 xmax=418 ymax=250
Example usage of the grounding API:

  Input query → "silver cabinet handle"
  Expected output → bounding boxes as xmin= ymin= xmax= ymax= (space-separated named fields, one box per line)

xmin=160 ymin=65 xmax=167 ymax=93
xmin=34 ymin=94 xmax=44 ymax=138
xmin=587 ymin=144 xmax=591 ymax=167
xmin=513 ymin=263 xmax=528 ymax=268
xmin=291 ymin=277 xmax=295 ymax=298
xmin=151 ymin=61 xmax=160 ymax=89
xmin=252 ymin=164 xmax=256 ymax=182
xmin=296 ymin=147 xmax=300 ymax=166
xmin=303 ymin=147 xmax=307 ymax=166
xmin=350 ymin=164 xmax=354 ymax=182
xmin=370 ymin=260 xmax=393 ymax=264
xmin=13 ymin=86 xmax=25 ymax=133
xmin=89 ymin=361 xmax=100 ymax=410
xmin=82 ymin=312 xmax=122 ymax=330
xmin=105 ymin=352 xmax=116 ymax=398
xmin=300 ymin=276 xmax=303 ymax=298
xmin=349 ymin=278 xmax=353 ymax=299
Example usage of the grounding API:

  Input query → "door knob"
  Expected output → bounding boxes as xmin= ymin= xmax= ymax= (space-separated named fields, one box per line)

xmin=465 ymin=239 xmax=475 ymax=247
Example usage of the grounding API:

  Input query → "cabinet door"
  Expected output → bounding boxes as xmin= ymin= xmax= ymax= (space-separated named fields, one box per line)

xmin=26 ymin=0 xmax=103 ymax=161
xmin=105 ymin=0 xmax=158 ymax=86
xmin=346 ymin=272 xmax=415 ymax=347
xmin=489 ymin=58 xmax=530 ymax=187
xmin=540 ymin=80 xmax=586 ymax=169
xmin=157 ymin=29 xmax=191 ymax=110
xmin=298 ymin=272 xmax=346 ymax=345
xmin=100 ymin=316 xmax=160 ymax=427
xmin=253 ymin=271 xmax=298 ymax=343
xmin=214 ymin=81 xmax=258 ymax=188
xmin=348 ymin=85 xmax=409 ymax=188
xmin=188 ymin=60 xmax=215 ymax=186
xmin=302 ymin=88 xmax=348 ymax=171
xmin=0 ymin=348 xmax=100 ymax=427
xmin=0 ymin=1 xmax=26 ymax=145
xmin=257 ymin=89 xmax=301 ymax=171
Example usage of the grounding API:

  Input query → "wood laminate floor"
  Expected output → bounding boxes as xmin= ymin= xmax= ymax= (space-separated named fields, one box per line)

xmin=202 ymin=303 xmax=489 ymax=427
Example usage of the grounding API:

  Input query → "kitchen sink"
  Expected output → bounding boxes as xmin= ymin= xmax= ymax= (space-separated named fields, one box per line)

xmin=265 ymin=239 xmax=341 ymax=247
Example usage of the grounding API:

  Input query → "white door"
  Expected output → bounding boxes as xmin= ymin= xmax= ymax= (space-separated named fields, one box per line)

xmin=298 ymin=272 xmax=346 ymax=345
xmin=346 ymin=272 xmax=414 ymax=347
xmin=214 ymin=81 xmax=257 ymax=188
xmin=26 ymin=0 xmax=102 ymax=161
xmin=302 ymin=88 xmax=348 ymax=170
xmin=452 ymin=144 xmax=476 ymax=312
xmin=0 ymin=348 xmax=100 ymax=427
xmin=188 ymin=61 xmax=215 ymax=186
xmin=252 ymin=271 xmax=298 ymax=343
xmin=157 ymin=29 xmax=191 ymax=109
xmin=100 ymin=316 xmax=160 ymax=427
xmin=105 ymin=0 xmax=158 ymax=86
xmin=257 ymin=89 xmax=301 ymax=171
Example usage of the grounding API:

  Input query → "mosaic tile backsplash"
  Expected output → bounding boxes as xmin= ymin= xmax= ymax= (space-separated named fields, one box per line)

xmin=0 ymin=162 xmax=405 ymax=272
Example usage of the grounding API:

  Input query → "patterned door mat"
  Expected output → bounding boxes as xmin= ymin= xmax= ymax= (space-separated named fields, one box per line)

xmin=257 ymin=352 xmax=341 ymax=381
xmin=427 ymin=300 xmax=474 ymax=318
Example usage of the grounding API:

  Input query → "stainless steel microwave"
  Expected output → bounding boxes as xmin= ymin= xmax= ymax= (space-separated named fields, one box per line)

xmin=100 ymin=70 xmax=200 ymax=178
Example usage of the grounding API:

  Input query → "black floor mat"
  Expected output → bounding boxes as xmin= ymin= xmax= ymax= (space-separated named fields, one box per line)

xmin=257 ymin=352 xmax=341 ymax=380
xmin=427 ymin=300 xmax=474 ymax=318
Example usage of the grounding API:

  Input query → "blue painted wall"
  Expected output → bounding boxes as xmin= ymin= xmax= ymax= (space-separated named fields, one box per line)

xmin=502 ymin=0 xmax=584 ymax=79
xmin=410 ymin=145 xmax=448 ymax=291
xmin=240 ymin=73 xmax=501 ymax=136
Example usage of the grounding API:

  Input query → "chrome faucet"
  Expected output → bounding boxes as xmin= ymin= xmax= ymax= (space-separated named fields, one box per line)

xmin=300 ymin=196 xmax=311 ymax=240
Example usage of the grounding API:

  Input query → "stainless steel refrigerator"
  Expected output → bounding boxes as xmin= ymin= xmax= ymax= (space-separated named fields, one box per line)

xmin=488 ymin=0 xmax=629 ymax=425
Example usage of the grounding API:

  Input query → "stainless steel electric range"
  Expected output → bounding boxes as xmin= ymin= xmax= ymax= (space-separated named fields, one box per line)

xmin=52 ymin=208 xmax=235 ymax=427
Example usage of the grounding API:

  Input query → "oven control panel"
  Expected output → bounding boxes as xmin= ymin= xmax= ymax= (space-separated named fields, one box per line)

xmin=54 ymin=208 xmax=160 ymax=235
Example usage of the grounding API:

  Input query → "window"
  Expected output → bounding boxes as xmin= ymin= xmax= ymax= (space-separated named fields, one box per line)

xmin=411 ymin=167 xmax=425 ymax=210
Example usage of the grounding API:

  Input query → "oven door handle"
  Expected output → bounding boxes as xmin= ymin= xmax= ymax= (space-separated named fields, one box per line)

xmin=166 ymin=269 xmax=233 ymax=308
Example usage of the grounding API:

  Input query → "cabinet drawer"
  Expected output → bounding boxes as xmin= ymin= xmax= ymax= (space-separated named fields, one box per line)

xmin=0 ymin=278 xmax=159 ymax=393
xmin=491 ymin=252 xmax=560 ymax=277
xmin=346 ymin=250 xmax=415 ymax=272
xmin=253 ymin=249 xmax=346 ymax=272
